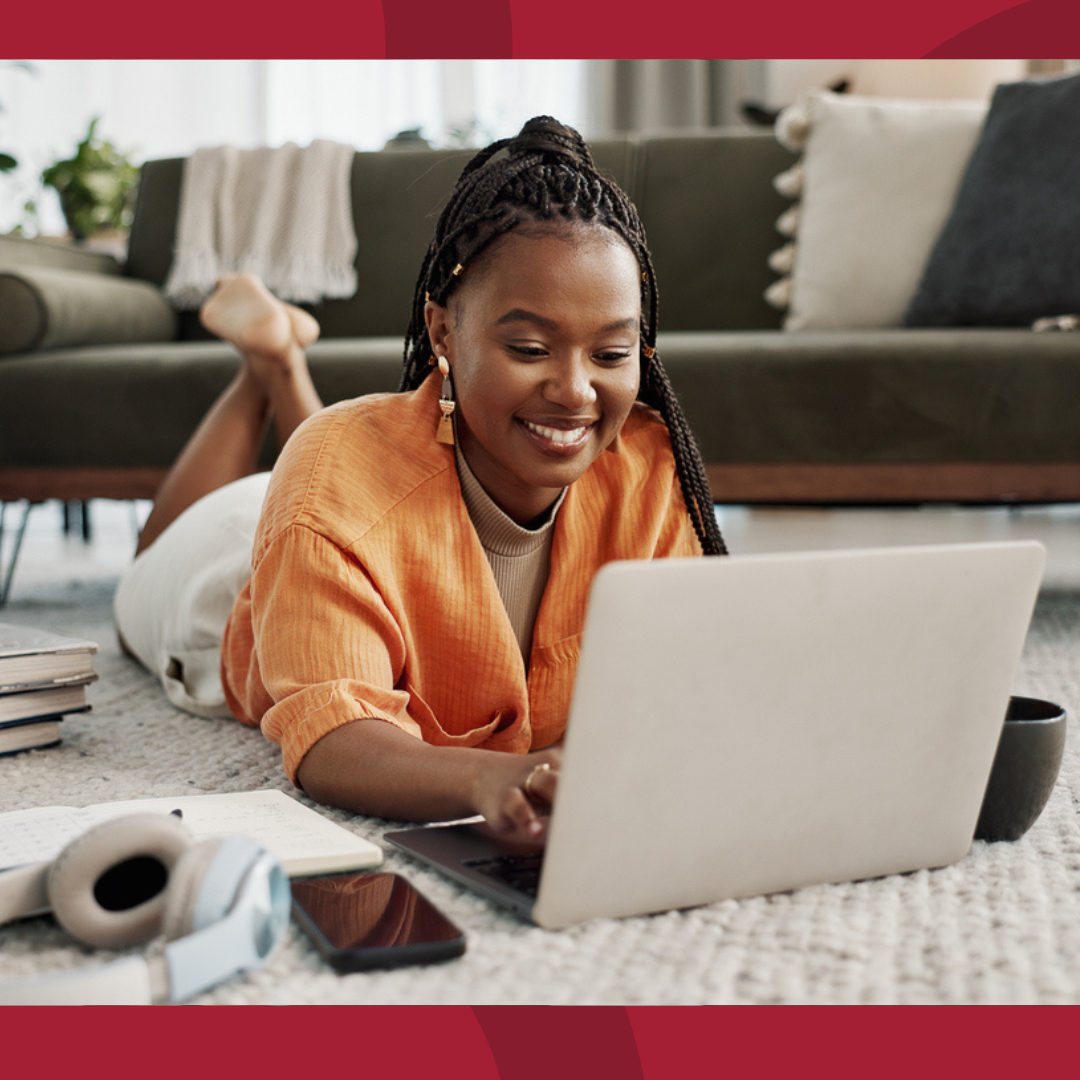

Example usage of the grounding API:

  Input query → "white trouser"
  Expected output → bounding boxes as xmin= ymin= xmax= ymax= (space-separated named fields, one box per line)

xmin=113 ymin=472 xmax=271 ymax=717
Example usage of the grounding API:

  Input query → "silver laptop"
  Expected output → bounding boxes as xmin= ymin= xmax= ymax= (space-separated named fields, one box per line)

xmin=387 ymin=541 xmax=1046 ymax=929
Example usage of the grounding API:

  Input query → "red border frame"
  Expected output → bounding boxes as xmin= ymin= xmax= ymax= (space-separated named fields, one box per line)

xmin=4 ymin=0 xmax=1075 ymax=1061
xmin=7 ymin=0 xmax=1080 ymax=57
xmin=3 ymin=1005 xmax=1070 ymax=1075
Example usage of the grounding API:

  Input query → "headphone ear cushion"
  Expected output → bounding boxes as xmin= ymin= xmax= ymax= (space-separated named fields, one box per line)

xmin=48 ymin=813 xmax=193 ymax=949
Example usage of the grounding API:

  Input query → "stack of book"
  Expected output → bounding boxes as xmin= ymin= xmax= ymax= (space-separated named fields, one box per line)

xmin=0 ymin=623 xmax=99 ymax=757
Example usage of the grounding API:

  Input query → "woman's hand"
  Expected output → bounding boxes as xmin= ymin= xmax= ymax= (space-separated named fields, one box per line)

xmin=471 ymin=747 xmax=562 ymax=841
xmin=298 ymin=719 xmax=562 ymax=840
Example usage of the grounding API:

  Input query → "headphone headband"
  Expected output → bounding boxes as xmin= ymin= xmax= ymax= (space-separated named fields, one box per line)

xmin=0 ymin=814 xmax=290 ymax=1005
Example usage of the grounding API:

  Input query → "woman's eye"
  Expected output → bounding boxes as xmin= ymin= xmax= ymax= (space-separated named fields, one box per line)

xmin=508 ymin=344 xmax=548 ymax=358
xmin=595 ymin=350 xmax=633 ymax=363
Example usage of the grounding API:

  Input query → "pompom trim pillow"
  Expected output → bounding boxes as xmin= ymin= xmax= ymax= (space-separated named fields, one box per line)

xmin=766 ymin=91 xmax=987 ymax=331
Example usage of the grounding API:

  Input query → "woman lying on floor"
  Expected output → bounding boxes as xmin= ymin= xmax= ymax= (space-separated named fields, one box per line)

xmin=115 ymin=116 xmax=726 ymax=841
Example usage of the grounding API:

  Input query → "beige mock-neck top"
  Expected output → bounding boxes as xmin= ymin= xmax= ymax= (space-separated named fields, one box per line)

xmin=454 ymin=442 xmax=566 ymax=662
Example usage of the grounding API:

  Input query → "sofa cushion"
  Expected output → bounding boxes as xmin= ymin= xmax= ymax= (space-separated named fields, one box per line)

xmin=5 ymin=331 xmax=1079 ymax=473
xmin=768 ymin=92 xmax=986 ymax=330
xmin=0 ymin=267 xmax=178 ymax=356
xmin=656 ymin=328 xmax=1080 ymax=464
xmin=0 ymin=233 xmax=123 ymax=276
xmin=905 ymin=72 xmax=1080 ymax=327
xmin=637 ymin=131 xmax=793 ymax=332
xmin=0 ymin=339 xmax=403 ymax=469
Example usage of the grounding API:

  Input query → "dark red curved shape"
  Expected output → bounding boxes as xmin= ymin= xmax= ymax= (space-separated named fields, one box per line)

xmin=926 ymin=0 xmax=1080 ymax=56
xmin=472 ymin=1006 xmax=645 ymax=1080
xmin=381 ymin=0 xmax=513 ymax=58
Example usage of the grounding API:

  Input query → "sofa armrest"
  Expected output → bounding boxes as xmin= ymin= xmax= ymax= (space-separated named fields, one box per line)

xmin=0 ymin=266 xmax=178 ymax=356
xmin=0 ymin=233 xmax=124 ymax=276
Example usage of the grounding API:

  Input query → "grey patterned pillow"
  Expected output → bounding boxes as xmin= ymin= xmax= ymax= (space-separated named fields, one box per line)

xmin=905 ymin=71 xmax=1080 ymax=327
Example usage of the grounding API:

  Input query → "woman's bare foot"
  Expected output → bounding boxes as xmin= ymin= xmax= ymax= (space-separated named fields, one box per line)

xmin=199 ymin=273 xmax=324 ymax=450
xmin=285 ymin=304 xmax=320 ymax=349
xmin=200 ymin=274 xmax=320 ymax=361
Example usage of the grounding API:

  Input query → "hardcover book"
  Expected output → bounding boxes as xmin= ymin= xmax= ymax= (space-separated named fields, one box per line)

xmin=0 ymin=675 xmax=96 ymax=725
xmin=0 ymin=623 xmax=98 ymax=690
xmin=0 ymin=717 xmax=62 ymax=758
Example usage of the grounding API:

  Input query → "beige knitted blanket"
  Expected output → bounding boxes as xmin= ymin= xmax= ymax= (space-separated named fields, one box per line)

xmin=163 ymin=141 xmax=358 ymax=308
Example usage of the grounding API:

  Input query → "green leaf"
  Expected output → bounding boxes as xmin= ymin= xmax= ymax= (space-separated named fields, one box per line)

xmin=0 ymin=152 xmax=17 ymax=172
xmin=38 ymin=115 xmax=140 ymax=238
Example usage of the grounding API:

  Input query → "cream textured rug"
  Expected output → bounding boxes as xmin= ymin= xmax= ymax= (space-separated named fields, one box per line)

xmin=2 ymin=567 xmax=1079 ymax=1005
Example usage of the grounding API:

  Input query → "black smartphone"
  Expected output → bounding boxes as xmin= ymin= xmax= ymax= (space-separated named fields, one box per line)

xmin=290 ymin=872 xmax=466 ymax=972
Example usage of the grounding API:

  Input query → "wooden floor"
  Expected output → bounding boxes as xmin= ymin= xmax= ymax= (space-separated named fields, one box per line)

xmin=7 ymin=497 xmax=1080 ymax=596
xmin=715 ymin=502 xmax=1080 ymax=590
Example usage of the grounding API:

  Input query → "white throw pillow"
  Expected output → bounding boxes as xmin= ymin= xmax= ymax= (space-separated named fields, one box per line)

xmin=767 ymin=92 xmax=988 ymax=330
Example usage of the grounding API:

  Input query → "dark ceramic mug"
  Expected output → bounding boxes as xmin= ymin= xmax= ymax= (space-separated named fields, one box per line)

xmin=975 ymin=696 xmax=1067 ymax=842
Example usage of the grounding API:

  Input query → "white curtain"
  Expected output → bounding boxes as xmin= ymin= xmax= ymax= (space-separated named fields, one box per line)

xmin=10 ymin=59 xmax=1057 ymax=236
xmin=0 ymin=59 xmax=586 ymax=235
xmin=586 ymin=60 xmax=767 ymax=135
xmin=261 ymin=60 xmax=584 ymax=153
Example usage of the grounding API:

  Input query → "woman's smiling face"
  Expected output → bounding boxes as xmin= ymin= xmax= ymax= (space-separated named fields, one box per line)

xmin=425 ymin=226 xmax=643 ymax=525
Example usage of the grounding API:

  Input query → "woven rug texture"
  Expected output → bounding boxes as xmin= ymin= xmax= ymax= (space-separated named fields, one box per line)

xmin=1 ymin=570 xmax=1078 ymax=1005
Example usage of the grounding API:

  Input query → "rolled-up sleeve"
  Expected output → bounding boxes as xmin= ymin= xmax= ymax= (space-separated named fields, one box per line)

xmin=249 ymin=523 xmax=422 ymax=782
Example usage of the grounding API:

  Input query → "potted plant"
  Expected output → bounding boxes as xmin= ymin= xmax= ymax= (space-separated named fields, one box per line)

xmin=41 ymin=116 xmax=139 ymax=241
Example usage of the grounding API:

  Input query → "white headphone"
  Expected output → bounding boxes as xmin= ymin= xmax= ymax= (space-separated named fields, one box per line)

xmin=0 ymin=812 xmax=290 ymax=1005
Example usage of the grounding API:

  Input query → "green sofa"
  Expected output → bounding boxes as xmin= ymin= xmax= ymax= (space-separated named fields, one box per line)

xmin=3 ymin=129 xmax=1080 ymax=513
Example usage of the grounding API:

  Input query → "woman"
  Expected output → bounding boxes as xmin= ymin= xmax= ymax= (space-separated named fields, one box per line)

xmin=116 ymin=116 xmax=726 ymax=841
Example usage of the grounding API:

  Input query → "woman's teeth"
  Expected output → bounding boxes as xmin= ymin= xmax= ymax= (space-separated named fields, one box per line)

xmin=522 ymin=421 xmax=590 ymax=445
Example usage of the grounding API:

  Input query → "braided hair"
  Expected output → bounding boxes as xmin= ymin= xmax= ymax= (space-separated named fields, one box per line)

xmin=401 ymin=116 xmax=727 ymax=557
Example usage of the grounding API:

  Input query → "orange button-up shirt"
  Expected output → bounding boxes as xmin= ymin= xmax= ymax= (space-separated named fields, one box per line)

xmin=221 ymin=373 xmax=701 ymax=783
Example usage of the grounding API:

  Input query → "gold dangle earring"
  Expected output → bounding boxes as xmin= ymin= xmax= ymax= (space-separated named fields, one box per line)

xmin=435 ymin=354 xmax=456 ymax=446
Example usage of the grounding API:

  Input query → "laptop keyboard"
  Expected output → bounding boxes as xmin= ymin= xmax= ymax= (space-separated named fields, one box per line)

xmin=464 ymin=853 xmax=545 ymax=898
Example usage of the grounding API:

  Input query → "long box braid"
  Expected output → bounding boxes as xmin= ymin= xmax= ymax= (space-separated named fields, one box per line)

xmin=400 ymin=116 xmax=727 ymax=557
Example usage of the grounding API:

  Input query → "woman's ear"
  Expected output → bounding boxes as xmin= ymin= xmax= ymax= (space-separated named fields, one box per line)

xmin=424 ymin=300 xmax=451 ymax=361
